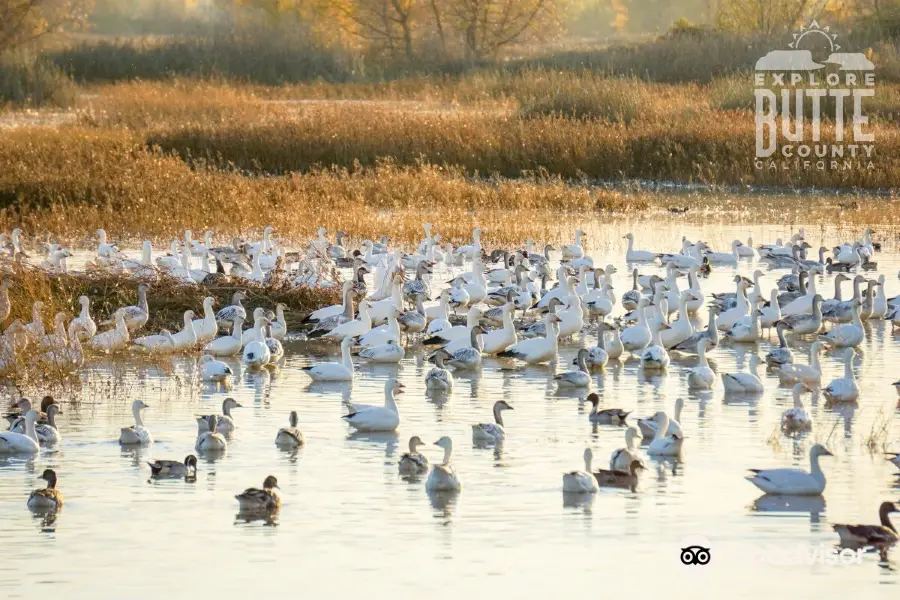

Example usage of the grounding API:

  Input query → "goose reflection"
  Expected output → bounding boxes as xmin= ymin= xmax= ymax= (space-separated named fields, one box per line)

xmin=751 ymin=494 xmax=826 ymax=523
xmin=30 ymin=507 xmax=59 ymax=533
xmin=428 ymin=489 xmax=459 ymax=521
xmin=120 ymin=446 xmax=147 ymax=468
xmin=425 ymin=388 xmax=451 ymax=413
xmin=562 ymin=491 xmax=595 ymax=510
xmin=346 ymin=431 xmax=399 ymax=459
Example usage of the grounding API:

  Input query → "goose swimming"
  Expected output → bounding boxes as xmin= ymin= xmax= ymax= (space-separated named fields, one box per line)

xmin=823 ymin=348 xmax=859 ymax=403
xmin=610 ymin=426 xmax=643 ymax=470
xmin=833 ymin=502 xmax=899 ymax=548
xmin=472 ymin=400 xmax=514 ymax=443
xmin=587 ymin=394 xmax=629 ymax=425
xmin=425 ymin=436 xmax=461 ymax=492
xmin=722 ymin=354 xmax=764 ymax=393
xmin=777 ymin=341 xmax=823 ymax=386
xmin=343 ymin=378 xmax=404 ymax=432
xmin=196 ymin=414 xmax=228 ymax=452
xmin=303 ymin=337 xmax=354 ymax=381
xmin=646 ymin=413 xmax=684 ymax=457
xmin=593 ymin=459 xmax=645 ymax=492
xmin=0 ymin=409 xmax=40 ymax=454
xmin=358 ymin=339 xmax=405 ymax=363
xmin=275 ymin=411 xmax=305 ymax=447
xmin=119 ymin=400 xmax=152 ymax=445
xmin=562 ymin=448 xmax=599 ymax=494
xmin=764 ymin=323 xmax=794 ymax=367
xmin=425 ymin=349 xmax=455 ymax=390
xmin=746 ymin=444 xmax=832 ymax=496
xmin=781 ymin=383 xmax=812 ymax=433
xmin=203 ymin=316 xmax=244 ymax=356
xmin=200 ymin=354 xmax=233 ymax=382
xmin=555 ymin=348 xmax=592 ymax=387
xmin=687 ymin=339 xmax=716 ymax=389
xmin=197 ymin=398 xmax=242 ymax=434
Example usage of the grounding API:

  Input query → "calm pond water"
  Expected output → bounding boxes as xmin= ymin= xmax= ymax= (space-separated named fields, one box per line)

xmin=1 ymin=220 xmax=899 ymax=599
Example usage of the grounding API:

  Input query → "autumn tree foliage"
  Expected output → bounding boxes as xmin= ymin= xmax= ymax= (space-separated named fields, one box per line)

xmin=1 ymin=0 xmax=93 ymax=53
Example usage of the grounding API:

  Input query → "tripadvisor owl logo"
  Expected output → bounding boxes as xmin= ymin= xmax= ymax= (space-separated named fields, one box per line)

xmin=754 ymin=21 xmax=875 ymax=172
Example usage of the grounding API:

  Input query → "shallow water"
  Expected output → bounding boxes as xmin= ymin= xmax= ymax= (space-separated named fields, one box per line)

xmin=2 ymin=221 xmax=900 ymax=599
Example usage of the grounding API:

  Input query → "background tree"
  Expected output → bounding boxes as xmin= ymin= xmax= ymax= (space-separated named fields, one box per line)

xmin=1 ymin=0 xmax=93 ymax=54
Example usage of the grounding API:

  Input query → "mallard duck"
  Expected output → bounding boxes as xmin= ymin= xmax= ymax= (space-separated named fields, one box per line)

xmin=399 ymin=436 xmax=430 ymax=476
xmin=833 ymin=502 xmax=899 ymax=548
xmin=471 ymin=400 xmax=514 ymax=443
xmin=593 ymin=459 xmax=645 ymax=492
xmin=425 ymin=349 xmax=454 ymax=390
xmin=235 ymin=475 xmax=281 ymax=511
xmin=197 ymin=398 xmax=242 ymax=434
xmin=119 ymin=400 xmax=152 ymax=445
xmin=27 ymin=469 xmax=63 ymax=511
xmin=148 ymin=455 xmax=198 ymax=479
xmin=781 ymin=383 xmax=812 ymax=433
xmin=196 ymin=415 xmax=227 ymax=452
xmin=586 ymin=393 xmax=629 ymax=424
xmin=746 ymin=444 xmax=832 ymax=496
xmin=425 ymin=436 xmax=461 ymax=492
xmin=275 ymin=411 xmax=305 ymax=447
xmin=562 ymin=448 xmax=599 ymax=494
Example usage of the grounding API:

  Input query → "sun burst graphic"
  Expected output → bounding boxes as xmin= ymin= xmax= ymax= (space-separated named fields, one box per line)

xmin=788 ymin=20 xmax=841 ymax=51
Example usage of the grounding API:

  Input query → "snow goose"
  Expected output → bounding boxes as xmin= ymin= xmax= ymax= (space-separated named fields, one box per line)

xmin=191 ymin=297 xmax=217 ymax=345
xmin=563 ymin=448 xmax=599 ymax=494
xmin=823 ymin=348 xmax=859 ymax=403
xmin=423 ymin=306 xmax=481 ymax=346
xmin=215 ymin=291 xmax=248 ymax=330
xmin=28 ymin=403 xmax=62 ymax=445
xmin=623 ymin=233 xmax=659 ymax=262
xmin=819 ymin=302 xmax=864 ymax=348
xmin=724 ymin=306 xmax=762 ymax=343
xmin=480 ymin=303 xmax=518 ymax=355
xmin=148 ymin=454 xmax=198 ymax=479
xmin=640 ymin=320 xmax=671 ymax=371
xmin=358 ymin=339 xmax=405 ymax=363
xmin=69 ymin=295 xmax=97 ymax=339
xmin=781 ymin=275 xmax=819 ymax=316
xmin=425 ymin=289 xmax=452 ymax=334
xmin=621 ymin=268 xmax=641 ymax=310
xmin=95 ymin=228 xmax=120 ymax=258
xmin=638 ymin=398 xmax=684 ymax=439
xmin=776 ymin=294 xmax=823 ymax=335
xmin=305 ymin=281 xmax=354 ymax=324
xmin=397 ymin=301 xmax=426 ymax=339
xmin=204 ymin=317 xmax=244 ymax=356
xmin=242 ymin=317 xmax=272 ymax=368
xmin=620 ymin=298 xmax=652 ymax=352
xmin=399 ymin=436 xmax=430 ymax=476
xmin=561 ymin=230 xmax=586 ymax=259
xmin=119 ymin=400 xmax=152 ymax=445
xmin=703 ymin=240 xmax=743 ymax=264
xmin=321 ymin=301 xmax=372 ymax=342
xmin=871 ymin=275 xmax=887 ymax=319
xmin=197 ymin=398 xmax=242 ymax=434
xmin=343 ymin=378 xmax=403 ymax=432
xmin=236 ymin=475 xmax=281 ymax=512
xmin=0 ymin=409 xmax=40 ymax=454
xmin=23 ymin=301 xmax=45 ymax=339
xmin=199 ymin=354 xmax=233 ymax=382
xmin=535 ymin=266 xmax=576 ymax=309
xmin=304 ymin=337 xmax=354 ymax=381
xmin=472 ymin=400 xmax=514 ymax=443
xmin=764 ymin=323 xmax=794 ymax=366
xmin=672 ymin=307 xmax=719 ymax=353
xmin=367 ymin=272 xmax=406 ymax=326
xmin=426 ymin=436 xmax=461 ymax=492
xmin=440 ymin=326 xmax=484 ymax=369
xmin=587 ymin=394 xmax=629 ymax=424
xmin=777 ymin=341 xmax=823 ymax=386
xmin=610 ymin=426 xmax=643 ymax=470
xmin=275 ymin=411 xmax=305 ymax=447
xmin=833 ymin=502 xmax=899 ymax=548
xmin=646 ymin=413 xmax=684 ymax=457
xmin=497 ymin=314 xmax=561 ymax=364
xmin=660 ymin=290 xmax=697 ymax=348
xmin=722 ymin=354 xmax=764 ymax=393
xmin=555 ymin=349 xmax=591 ymax=387
xmin=88 ymin=308 xmax=130 ymax=352
xmin=356 ymin=306 xmax=401 ymax=348
xmin=782 ymin=383 xmax=812 ymax=433
xmin=580 ymin=326 xmax=609 ymax=368
xmin=119 ymin=283 xmax=150 ymax=331
xmin=402 ymin=261 xmax=433 ymax=307
xmin=746 ymin=444 xmax=832 ymax=496
xmin=195 ymin=414 xmax=228 ymax=452
xmin=716 ymin=280 xmax=751 ymax=331
xmin=823 ymin=275 xmax=863 ymax=322
xmin=687 ymin=339 xmax=716 ymax=389
xmin=454 ymin=227 xmax=482 ymax=261
xmin=170 ymin=310 xmax=198 ymax=351
xmin=27 ymin=469 xmax=63 ymax=511
xmin=425 ymin=350 xmax=454 ymax=390
xmin=736 ymin=237 xmax=755 ymax=258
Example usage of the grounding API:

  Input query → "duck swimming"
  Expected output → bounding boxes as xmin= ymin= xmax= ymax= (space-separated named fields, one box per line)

xmin=236 ymin=475 xmax=281 ymax=511
xmin=275 ymin=411 xmax=305 ymax=448
xmin=27 ymin=469 xmax=63 ymax=511
xmin=399 ymin=436 xmax=430 ymax=476
xmin=148 ymin=455 xmax=198 ymax=479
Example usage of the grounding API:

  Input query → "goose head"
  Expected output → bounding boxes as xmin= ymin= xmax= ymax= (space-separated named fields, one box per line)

xmin=223 ymin=398 xmax=242 ymax=413
xmin=133 ymin=399 xmax=150 ymax=412
xmin=493 ymin=400 xmax=514 ymax=413
xmin=810 ymin=444 xmax=834 ymax=459
xmin=387 ymin=378 xmax=405 ymax=395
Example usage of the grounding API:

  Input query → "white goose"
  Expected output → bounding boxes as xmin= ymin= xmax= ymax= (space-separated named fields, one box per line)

xmin=358 ymin=339 xmax=405 ymax=363
xmin=746 ymin=444 xmax=832 ymax=496
xmin=322 ymin=301 xmax=372 ymax=342
xmin=782 ymin=383 xmax=812 ymax=433
xmin=646 ymin=412 xmax=684 ymax=456
xmin=555 ymin=349 xmax=592 ymax=387
xmin=425 ymin=350 xmax=455 ymax=390
xmin=823 ymin=348 xmax=859 ymax=403
xmin=481 ymin=303 xmax=518 ymax=355
xmin=426 ymin=436 xmax=462 ymax=492
xmin=119 ymin=400 xmax=152 ymax=445
xmin=562 ymin=448 xmax=599 ymax=494
xmin=203 ymin=317 xmax=244 ymax=356
xmin=687 ymin=339 xmax=715 ymax=389
xmin=640 ymin=321 xmax=671 ymax=371
xmin=777 ymin=341 xmax=823 ymax=386
xmin=195 ymin=415 xmax=228 ymax=452
xmin=472 ymin=400 xmax=514 ymax=443
xmin=170 ymin=310 xmax=198 ymax=351
xmin=304 ymin=337 xmax=354 ymax=381
xmin=620 ymin=298 xmax=652 ymax=352
xmin=561 ymin=230 xmax=586 ymax=259
xmin=242 ymin=317 xmax=272 ymax=368
xmin=623 ymin=233 xmax=659 ymax=262
xmin=69 ymin=296 xmax=97 ymax=339
xmin=131 ymin=328 xmax=177 ymax=353
xmin=497 ymin=314 xmax=561 ymax=364
xmin=199 ymin=354 xmax=233 ymax=382
xmin=87 ymin=309 xmax=130 ymax=352
xmin=638 ymin=398 xmax=684 ymax=439
xmin=610 ymin=426 xmax=643 ymax=471
xmin=191 ymin=297 xmax=218 ymax=345
xmin=818 ymin=301 xmax=864 ymax=348
xmin=0 ymin=409 xmax=40 ymax=454
xmin=343 ymin=378 xmax=404 ymax=432
xmin=197 ymin=398 xmax=242 ymax=434
xmin=721 ymin=354 xmax=764 ymax=393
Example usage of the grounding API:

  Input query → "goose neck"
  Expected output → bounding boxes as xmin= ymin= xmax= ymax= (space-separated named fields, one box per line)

xmin=133 ymin=404 xmax=144 ymax=428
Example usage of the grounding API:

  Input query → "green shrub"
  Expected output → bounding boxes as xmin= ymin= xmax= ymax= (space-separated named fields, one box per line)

xmin=0 ymin=53 xmax=77 ymax=109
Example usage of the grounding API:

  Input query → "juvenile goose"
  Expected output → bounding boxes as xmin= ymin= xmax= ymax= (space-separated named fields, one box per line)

xmin=562 ymin=448 xmax=599 ymax=494
xmin=196 ymin=415 xmax=228 ymax=452
xmin=610 ymin=426 xmax=643 ymax=470
xmin=27 ymin=469 xmax=64 ymax=511
xmin=782 ymin=383 xmax=812 ymax=433
xmin=236 ymin=475 xmax=281 ymax=512
xmin=587 ymin=393 xmax=629 ymax=425
xmin=438 ymin=326 xmax=485 ymax=369
xmin=119 ymin=400 xmax=152 ymax=445
xmin=118 ymin=283 xmax=150 ymax=331
xmin=823 ymin=348 xmax=860 ymax=403
xmin=746 ymin=444 xmax=833 ymax=496
xmin=764 ymin=323 xmax=794 ymax=366
xmin=197 ymin=398 xmax=242 ymax=434
xmin=399 ymin=436 xmax=430 ymax=476
xmin=425 ymin=349 xmax=455 ymax=390
xmin=472 ymin=400 xmax=514 ymax=443
xmin=833 ymin=502 xmax=899 ymax=548
xmin=555 ymin=349 xmax=591 ymax=387
xmin=148 ymin=455 xmax=198 ymax=479
xmin=216 ymin=291 xmax=248 ymax=329
xmin=425 ymin=436 xmax=462 ymax=492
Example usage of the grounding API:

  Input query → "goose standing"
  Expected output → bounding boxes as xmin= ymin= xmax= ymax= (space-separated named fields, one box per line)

xmin=303 ymin=337 xmax=354 ymax=381
xmin=687 ymin=339 xmax=716 ymax=389
xmin=833 ymin=502 xmax=899 ymax=548
xmin=197 ymin=398 xmax=242 ymax=434
xmin=170 ymin=310 xmax=198 ymax=351
xmin=426 ymin=436 xmax=462 ymax=492
xmin=823 ymin=348 xmax=860 ymax=403
xmin=782 ymin=383 xmax=812 ymax=433
xmin=216 ymin=291 xmax=248 ymax=330
xmin=321 ymin=301 xmax=372 ymax=342
xmin=746 ymin=444 xmax=832 ymax=496
xmin=610 ymin=426 xmax=643 ymax=470
xmin=27 ymin=469 xmax=64 ymax=511
xmin=275 ymin=411 xmax=305 ymax=447
xmin=425 ymin=350 xmax=455 ymax=390
xmin=399 ymin=436 xmax=430 ymax=476
xmin=236 ymin=475 xmax=281 ymax=512
xmin=480 ymin=303 xmax=518 ymax=355
xmin=148 ymin=455 xmax=198 ymax=478
xmin=871 ymin=275 xmax=888 ymax=319
xmin=119 ymin=400 xmax=152 ymax=445
xmin=562 ymin=448 xmax=600 ymax=494
xmin=722 ymin=354 xmax=764 ymax=393
xmin=343 ymin=378 xmax=404 ymax=432
xmin=0 ymin=409 xmax=40 ymax=454
xmin=472 ymin=400 xmax=514 ymax=443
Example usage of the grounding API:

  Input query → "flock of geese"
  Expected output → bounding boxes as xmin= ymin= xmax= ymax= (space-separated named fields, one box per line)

xmin=1 ymin=223 xmax=899 ymax=549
